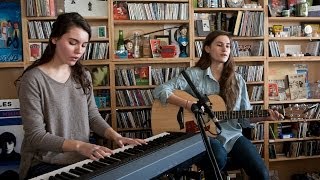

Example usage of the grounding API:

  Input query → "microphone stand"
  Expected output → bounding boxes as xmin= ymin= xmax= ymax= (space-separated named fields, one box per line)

xmin=191 ymin=104 xmax=223 ymax=180
xmin=181 ymin=71 xmax=223 ymax=180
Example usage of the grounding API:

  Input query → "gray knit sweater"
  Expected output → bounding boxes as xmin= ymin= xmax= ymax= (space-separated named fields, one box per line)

xmin=17 ymin=67 xmax=110 ymax=179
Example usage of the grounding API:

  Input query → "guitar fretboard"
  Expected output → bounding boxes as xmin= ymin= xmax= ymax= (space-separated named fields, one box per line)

xmin=214 ymin=110 xmax=269 ymax=120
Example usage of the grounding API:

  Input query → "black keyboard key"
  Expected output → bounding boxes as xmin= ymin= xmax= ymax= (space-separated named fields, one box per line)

xmin=83 ymin=163 xmax=98 ymax=171
xmin=54 ymin=174 xmax=71 ymax=180
xmin=75 ymin=167 xmax=91 ymax=173
xmin=61 ymin=172 xmax=78 ymax=179
xmin=69 ymin=168 xmax=86 ymax=176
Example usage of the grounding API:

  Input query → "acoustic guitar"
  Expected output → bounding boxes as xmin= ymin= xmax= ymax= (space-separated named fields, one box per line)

xmin=151 ymin=90 xmax=304 ymax=136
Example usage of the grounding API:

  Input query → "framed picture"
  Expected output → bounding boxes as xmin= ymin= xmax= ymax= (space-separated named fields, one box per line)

xmin=98 ymin=26 xmax=107 ymax=38
xmin=154 ymin=35 xmax=171 ymax=46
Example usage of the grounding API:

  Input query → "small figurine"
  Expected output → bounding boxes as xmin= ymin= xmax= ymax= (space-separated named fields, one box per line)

xmin=175 ymin=25 xmax=189 ymax=57
xmin=124 ymin=39 xmax=134 ymax=58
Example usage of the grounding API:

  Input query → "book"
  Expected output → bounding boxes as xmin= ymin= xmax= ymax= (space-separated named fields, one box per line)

xmin=268 ymin=0 xmax=286 ymax=17
xmin=268 ymin=83 xmax=279 ymax=100
xmin=305 ymin=41 xmax=320 ymax=56
xmin=91 ymin=66 xmax=108 ymax=86
xmin=195 ymin=19 xmax=211 ymax=37
xmin=0 ymin=125 xmax=23 ymax=176
xmin=269 ymin=144 xmax=277 ymax=159
xmin=113 ymin=1 xmax=129 ymax=20
xmin=160 ymin=45 xmax=176 ymax=58
xmin=287 ymin=74 xmax=308 ymax=100
xmin=0 ymin=2 xmax=23 ymax=62
xmin=233 ymin=11 xmax=243 ymax=36
xmin=269 ymin=125 xmax=276 ymax=139
xmin=150 ymin=39 xmax=161 ymax=58
xmin=269 ymin=79 xmax=289 ymax=101
xmin=29 ymin=42 xmax=42 ymax=61
xmin=134 ymin=66 xmax=151 ymax=86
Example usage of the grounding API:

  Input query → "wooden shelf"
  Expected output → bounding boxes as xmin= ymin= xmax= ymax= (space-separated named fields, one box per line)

xmin=268 ymin=17 xmax=320 ymax=22
xmin=112 ymin=58 xmax=191 ymax=64
xmin=4 ymin=1 xmax=320 ymax=178
xmin=268 ymin=56 xmax=320 ymax=62
xmin=114 ymin=20 xmax=189 ymax=25
xmin=116 ymin=106 xmax=152 ymax=110
xmin=269 ymin=155 xmax=320 ymax=162
xmin=115 ymin=85 xmax=156 ymax=89
xmin=269 ymin=99 xmax=320 ymax=104
xmin=0 ymin=62 xmax=24 ymax=68
xmin=269 ymin=37 xmax=320 ymax=41
xmin=269 ymin=136 xmax=320 ymax=143
xmin=194 ymin=7 xmax=264 ymax=12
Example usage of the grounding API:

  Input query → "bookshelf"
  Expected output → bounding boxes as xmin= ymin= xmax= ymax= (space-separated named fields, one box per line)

xmin=266 ymin=4 xmax=320 ymax=178
xmin=0 ymin=0 xmax=319 ymax=178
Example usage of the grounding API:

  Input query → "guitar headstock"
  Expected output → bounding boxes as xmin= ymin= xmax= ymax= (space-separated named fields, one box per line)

xmin=283 ymin=104 xmax=309 ymax=120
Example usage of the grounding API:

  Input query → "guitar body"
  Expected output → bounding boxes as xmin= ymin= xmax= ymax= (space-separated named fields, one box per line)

xmin=151 ymin=90 xmax=227 ymax=136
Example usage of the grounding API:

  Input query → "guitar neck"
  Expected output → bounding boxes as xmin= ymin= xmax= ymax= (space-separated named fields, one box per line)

xmin=214 ymin=110 xmax=269 ymax=120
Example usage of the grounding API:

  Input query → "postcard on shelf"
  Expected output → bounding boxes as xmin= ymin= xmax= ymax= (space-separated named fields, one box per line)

xmin=287 ymin=74 xmax=308 ymax=100
xmin=64 ymin=0 xmax=108 ymax=17
xmin=134 ymin=66 xmax=151 ymax=86
xmin=113 ymin=1 xmax=129 ymax=20
xmin=29 ymin=43 xmax=42 ymax=62
xmin=92 ymin=66 xmax=109 ymax=86
xmin=272 ymin=25 xmax=284 ymax=34
xmin=150 ymin=39 xmax=161 ymax=58
xmin=195 ymin=19 xmax=211 ymax=37
xmin=284 ymin=45 xmax=301 ymax=56
xmin=268 ymin=83 xmax=279 ymax=100
xmin=91 ymin=26 xmax=107 ymax=39
xmin=268 ymin=0 xmax=286 ymax=17
xmin=0 ymin=2 xmax=23 ymax=62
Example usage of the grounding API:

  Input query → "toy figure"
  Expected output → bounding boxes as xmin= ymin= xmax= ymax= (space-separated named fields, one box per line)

xmin=124 ymin=39 xmax=133 ymax=58
xmin=175 ymin=25 xmax=188 ymax=57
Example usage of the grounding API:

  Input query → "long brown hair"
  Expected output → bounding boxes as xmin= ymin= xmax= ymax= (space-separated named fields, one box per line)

xmin=195 ymin=30 xmax=239 ymax=110
xmin=15 ymin=12 xmax=92 ymax=94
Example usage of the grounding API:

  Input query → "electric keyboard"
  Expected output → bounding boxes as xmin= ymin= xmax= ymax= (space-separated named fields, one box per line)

xmin=30 ymin=132 xmax=205 ymax=180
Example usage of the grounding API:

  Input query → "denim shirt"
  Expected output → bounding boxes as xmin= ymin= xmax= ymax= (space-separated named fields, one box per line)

xmin=153 ymin=66 xmax=252 ymax=152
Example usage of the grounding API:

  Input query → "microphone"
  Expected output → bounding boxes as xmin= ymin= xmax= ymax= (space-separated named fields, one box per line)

xmin=191 ymin=99 xmax=222 ymax=131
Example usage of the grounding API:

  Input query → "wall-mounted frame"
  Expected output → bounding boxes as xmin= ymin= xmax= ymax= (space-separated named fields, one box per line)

xmin=154 ymin=35 xmax=171 ymax=46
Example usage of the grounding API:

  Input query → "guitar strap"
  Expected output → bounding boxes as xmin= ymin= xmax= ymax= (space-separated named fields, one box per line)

xmin=181 ymin=71 xmax=208 ymax=102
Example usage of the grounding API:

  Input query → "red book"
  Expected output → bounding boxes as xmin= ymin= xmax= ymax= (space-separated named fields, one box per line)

xmin=134 ymin=66 xmax=151 ymax=86
xmin=161 ymin=45 xmax=176 ymax=58
xmin=268 ymin=83 xmax=279 ymax=100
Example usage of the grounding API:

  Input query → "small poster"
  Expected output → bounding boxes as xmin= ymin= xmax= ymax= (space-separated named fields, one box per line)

xmin=0 ymin=2 xmax=23 ymax=62
xmin=64 ymin=0 xmax=108 ymax=17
